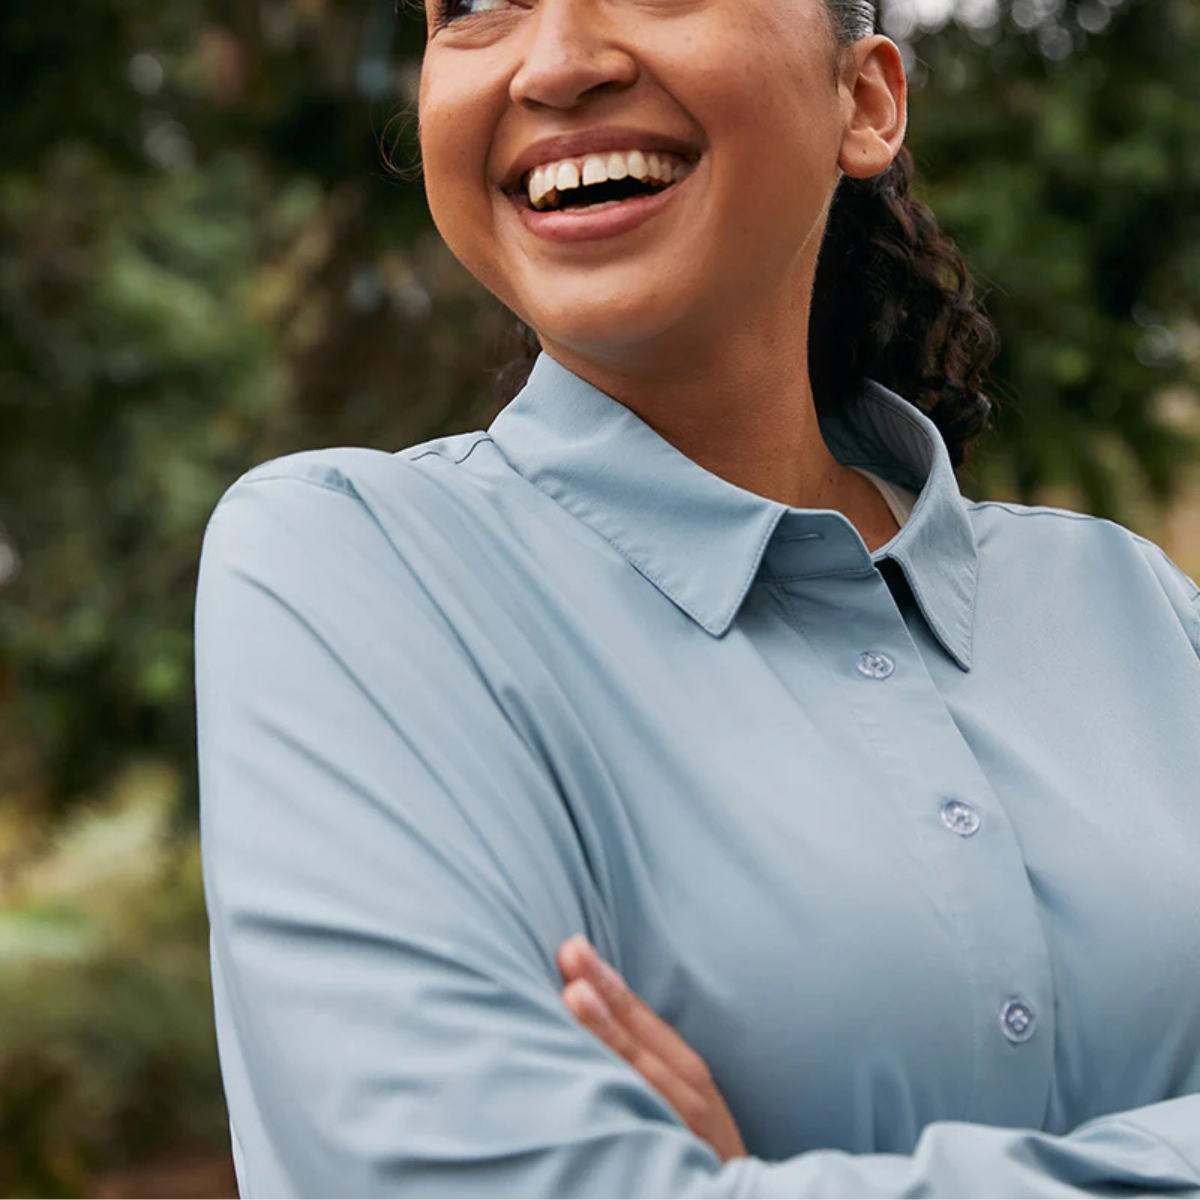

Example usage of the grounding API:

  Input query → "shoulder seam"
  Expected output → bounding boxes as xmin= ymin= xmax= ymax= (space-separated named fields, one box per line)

xmin=968 ymin=499 xmax=1103 ymax=525
xmin=213 ymin=471 xmax=364 ymax=516
xmin=452 ymin=434 xmax=492 ymax=466
xmin=400 ymin=432 xmax=491 ymax=468
xmin=969 ymin=501 xmax=1200 ymax=598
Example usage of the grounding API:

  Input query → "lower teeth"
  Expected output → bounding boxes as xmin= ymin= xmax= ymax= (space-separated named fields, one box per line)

xmin=567 ymin=198 xmax=629 ymax=213
xmin=569 ymin=198 xmax=630 ymax=213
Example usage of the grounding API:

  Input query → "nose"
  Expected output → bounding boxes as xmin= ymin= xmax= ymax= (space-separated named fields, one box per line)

xmin=508 ymin=0 xmax=638 ymax=110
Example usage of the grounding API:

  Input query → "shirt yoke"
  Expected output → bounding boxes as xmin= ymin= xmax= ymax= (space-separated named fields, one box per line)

xmin=966 ymin=497 xmax=1200 ymax=654
xmin=213 ymin=446 xmax=1200 ymax=664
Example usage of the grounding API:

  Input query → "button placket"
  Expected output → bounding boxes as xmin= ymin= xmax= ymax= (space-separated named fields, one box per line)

xmin=767 ymin=548 xmax=1056 ymax=1126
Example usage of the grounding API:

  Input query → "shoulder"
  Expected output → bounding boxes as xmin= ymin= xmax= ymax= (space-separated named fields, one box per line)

xmin=964 ymin=497 xmax=1200 ymax=654
xmin=195 ymin=434 xmax=542 ymax=651
xmin=201 ymin=434 xmax=503 ymax=562
xmin=209 ymin=432 xmax=492 ymax=519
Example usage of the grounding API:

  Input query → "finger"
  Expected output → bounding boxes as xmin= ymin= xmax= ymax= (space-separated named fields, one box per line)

xmin=561 ymin=978 xmax=639 ymax=1061
xmin=559 ymin=936 xmax=712 ymax=1091
xmin=562 ymin=980 xmax=708 ymax=1120
xmin=618 ymin=1039 xmax=710 ymax=1129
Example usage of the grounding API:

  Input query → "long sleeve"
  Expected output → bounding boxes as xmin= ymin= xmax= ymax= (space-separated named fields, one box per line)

xmin=196 ymin=466 xmax=1200 ymax=1199
xmin=1133 ymin=532 xmax=1200 ymax=659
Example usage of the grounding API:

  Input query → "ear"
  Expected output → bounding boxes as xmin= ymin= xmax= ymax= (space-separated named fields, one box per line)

xmin=836 ymin=35 xmax=907 ymax=180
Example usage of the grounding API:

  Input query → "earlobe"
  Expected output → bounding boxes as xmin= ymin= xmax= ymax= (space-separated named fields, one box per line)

xmin=837 ymin=35 xmax=908 ymax=181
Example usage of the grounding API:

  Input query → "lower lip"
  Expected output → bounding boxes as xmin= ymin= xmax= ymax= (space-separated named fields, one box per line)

xmin=506 ymin=168 xmax=694 ymax=244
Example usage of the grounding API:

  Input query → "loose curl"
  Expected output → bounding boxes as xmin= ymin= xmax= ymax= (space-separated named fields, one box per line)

xmin=490 ymin=0 xmax=1000 ymax=471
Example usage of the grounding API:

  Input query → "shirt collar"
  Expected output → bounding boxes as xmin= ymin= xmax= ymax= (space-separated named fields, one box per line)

xmin=488 ymin=350 xmax=978 ymax=671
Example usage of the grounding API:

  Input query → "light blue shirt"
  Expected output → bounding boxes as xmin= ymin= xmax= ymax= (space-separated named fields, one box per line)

xmin=196 ymin=350 xmax=1200 ymax=1197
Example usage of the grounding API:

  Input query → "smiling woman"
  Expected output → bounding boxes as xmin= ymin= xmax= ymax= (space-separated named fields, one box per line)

xmin=195 ymin=0 xmax=1200 ymax=1196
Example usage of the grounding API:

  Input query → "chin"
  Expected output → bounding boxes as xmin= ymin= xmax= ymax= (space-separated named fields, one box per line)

xmin=521 ymin=274 xmax=706 ymax=352
xmin=528 ymin=308 xmax=680 ymax=364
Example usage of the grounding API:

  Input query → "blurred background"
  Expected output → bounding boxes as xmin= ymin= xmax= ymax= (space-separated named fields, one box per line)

xmin=1 ymin=0 xmax=1198 ymax=1194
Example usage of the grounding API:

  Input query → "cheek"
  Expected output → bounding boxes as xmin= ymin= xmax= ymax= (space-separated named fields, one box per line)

xmin=705 ymin=94 xmax=840 ymax=276
xmin=681 ymin=23 xmax=843 ymax=214
xmin=418 ymin=69 xmax=502 ymax=259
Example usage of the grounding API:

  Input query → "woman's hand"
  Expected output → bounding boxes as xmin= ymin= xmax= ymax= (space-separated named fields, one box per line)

xmin=556 ymin=933 xmax=748 ymax=1164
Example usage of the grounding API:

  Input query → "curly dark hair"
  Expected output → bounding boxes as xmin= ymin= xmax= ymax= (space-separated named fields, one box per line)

xmin=489 ymin=0 xmax=1000 ymax=471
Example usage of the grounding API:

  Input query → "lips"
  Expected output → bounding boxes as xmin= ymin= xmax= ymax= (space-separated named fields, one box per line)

xmin=498 ymin=126 xmax=704 ymax=196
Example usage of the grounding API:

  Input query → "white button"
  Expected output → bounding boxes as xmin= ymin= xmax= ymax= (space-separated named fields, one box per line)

xmin=940 ymin=799 xmax=981 ymax=837
xmin=855 ymin=651 xmax=895 ymax=679
xmin=1000 ymin=1000 xmax=1036 ymax=1044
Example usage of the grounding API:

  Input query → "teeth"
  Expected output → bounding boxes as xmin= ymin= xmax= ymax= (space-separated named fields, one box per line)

xmin=525 ymin=147 xmax=694 ymax=209
xmin=555 ymin=160 xmax=580 ymax=192
xmin=581 ymin=155 xmax=607 ymax=186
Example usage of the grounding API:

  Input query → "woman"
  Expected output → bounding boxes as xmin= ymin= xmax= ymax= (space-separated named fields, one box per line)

xmin=194 ymin=0 xmax=1200 ymax=1194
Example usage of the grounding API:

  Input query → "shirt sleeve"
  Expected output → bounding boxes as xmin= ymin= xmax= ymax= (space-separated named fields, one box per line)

xmin=1132 ymin=532 xmax=1200 ymax=660
xmin=196 ymin=467 xmax=1200 ymax=1199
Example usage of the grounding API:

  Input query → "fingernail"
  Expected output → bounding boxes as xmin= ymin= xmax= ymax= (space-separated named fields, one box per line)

xmin=569 ymin=933 xmax=597 ymax=964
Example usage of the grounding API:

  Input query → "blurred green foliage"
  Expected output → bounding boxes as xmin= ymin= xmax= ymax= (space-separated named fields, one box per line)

xmin=905 ymin=0 xmax=1200 ymax=509
xmin=2 ymin=0 xmax=1200 ymax=829
xmin=0 ymin=0 xmax=1198 ymax=1192
xmin=0 ymin=762 xmax=222 ymax=1196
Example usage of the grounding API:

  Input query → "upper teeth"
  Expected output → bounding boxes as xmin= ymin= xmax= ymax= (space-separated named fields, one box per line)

xmin=525 ymin=150 xmax=691 ymax=208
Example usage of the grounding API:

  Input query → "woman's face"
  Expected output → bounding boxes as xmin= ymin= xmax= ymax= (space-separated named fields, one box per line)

xmin=418 ymin=0 xmax=901 ymax=368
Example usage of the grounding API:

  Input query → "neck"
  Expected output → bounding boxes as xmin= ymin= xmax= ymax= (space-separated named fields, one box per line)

xmin=537 ymin=325 xmax=866 ymax=518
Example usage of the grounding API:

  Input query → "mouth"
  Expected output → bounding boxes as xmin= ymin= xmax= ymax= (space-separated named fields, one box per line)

xmin=502 ymin=153 xmax=701 ymax=244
